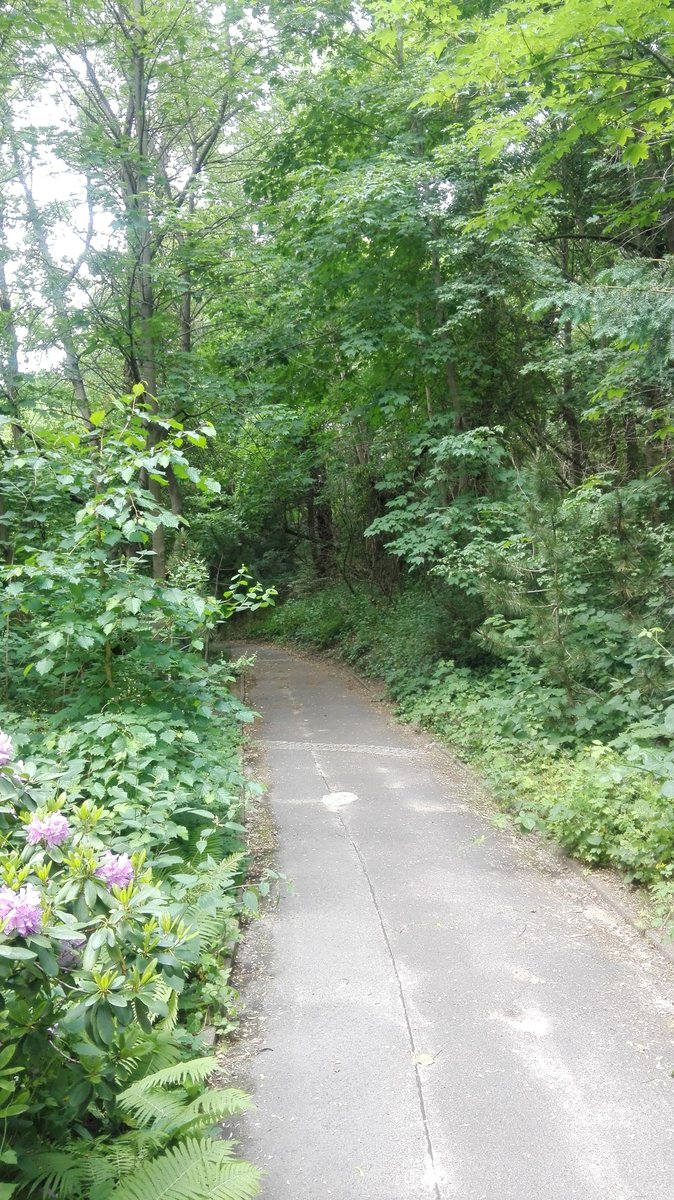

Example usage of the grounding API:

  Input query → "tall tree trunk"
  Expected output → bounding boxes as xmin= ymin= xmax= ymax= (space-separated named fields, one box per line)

xmin=166 ymin=463 xmax=183 ymax=517
xmin=0 ymin=204 xmax=19 ymax=561
xmin=624 ymin=412 xmax=640 ymax=480
xmin=401 ymin=26 xmax=464 ymax=485
xmin=129 ymin=0 xmax=165 ymax=577
xmin=11 ymin=143 xmax=91 ymax=425
xmin=179 ymin=149 xmax=196 ymax=357
xmin=559 ymin=244 xmax=584 ymax=487
xmin=306 ymin=464 xmax=334 ymax=579
xmin=0 ymin=205 xmax=20 ymax=410
xmin=0 ymin=201 xmax=22 ymax=453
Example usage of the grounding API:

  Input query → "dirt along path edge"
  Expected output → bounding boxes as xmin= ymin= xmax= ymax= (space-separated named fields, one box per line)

xmin=225 ymin=642 xmax=674 ymax=1200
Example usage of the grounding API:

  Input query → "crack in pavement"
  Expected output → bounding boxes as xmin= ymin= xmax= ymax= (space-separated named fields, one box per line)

xmin=239 ymin=646 xmax=674 ymax=1199
xmin=279 ymin=676 xmax=443 ymax=1198
xmin=262 ymin=738 xmax=424 ymax=759
xmin=309 ymin=741 xmax=443 ymax=1200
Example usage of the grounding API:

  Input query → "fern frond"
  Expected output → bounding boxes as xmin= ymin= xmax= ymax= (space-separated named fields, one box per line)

xmin=88 ymin=1136 xmax=153 ymax=1180
xmin=160 ymin=1088 xmax=252 ymax=1136
xmin=181 ymin=853 xmax=245 ymax=900
xmin=185 ymin=906 xmax=233 ymax=950
xmin=107 ymin=1137 xmax=261 ymax=1200
xmin=159 ymin=995 xmax=180 ymax=1033
xmin=120 ymin=1088 xmax=190 ymax=1129
xmin=115 ymin=1027 xmax=184 ymax=1081
xmin=118 ymin=1055 xmax=218 ymax=1103
xmin=120 ymin=1084 xmax=250 ymax=1137
xmin=18 ymin=1150 xmax=88 ymax=1198
xmin=77 ymin=1154 xmax=118 ymax=1194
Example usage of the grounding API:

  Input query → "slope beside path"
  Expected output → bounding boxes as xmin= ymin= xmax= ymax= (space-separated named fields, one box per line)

xmin=232 ymin=644 xmax=674 ymax=1200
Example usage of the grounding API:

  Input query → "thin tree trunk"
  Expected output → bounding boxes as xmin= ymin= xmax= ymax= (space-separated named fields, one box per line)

xmin=129 ymin=0 xmax=165 ymax=576
xmin=11 ymin=144 xmax=91 ymax=425
xmin=560 ymin=320 xmax=583 ymax=486
xmin=179 ymin=152 xmax=196 ymax=356
xmin=404 ymin=30 xmax=465 ymax=489
xmin=0 ymin=204 xmax=20 ymax=414
xmin=0 ymin=206 xmax=18 ymax=560
xmin=624 ymin=412 xmax=640 ymax=479
xmin=558 ymin=235 xmax=585 ymax=486
xmin=166 ymin=463 xmax=183 ymax=517
xmin=306 ymin=464 xmax=334 ymax=579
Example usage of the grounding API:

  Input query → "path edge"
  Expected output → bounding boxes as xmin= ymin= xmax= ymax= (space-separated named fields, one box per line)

xmin=235 ymin=639 xmax=674 ymax=974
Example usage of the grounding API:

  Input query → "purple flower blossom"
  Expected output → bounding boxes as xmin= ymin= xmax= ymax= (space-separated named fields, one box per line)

xmin=0 ymin=883 xmax=42 ymax=936
xmin=0 ymin=888 xmax=16 ymax=922
xmin=0 ymin=731 xmax=14 ymax=767
xmin=95 ymin=851 xmax=134 ymax=890
xmin=25 ymin=816 xmax=43 ymax=846
xmin=25 ymin=812 xmax=70 ymax=848
xmin=26 ymin=811 xmax=70 ymax=849
xmin=44 ymin=813 xmax=70 ymax=846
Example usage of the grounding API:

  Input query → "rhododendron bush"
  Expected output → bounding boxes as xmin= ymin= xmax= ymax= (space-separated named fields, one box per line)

xmin=0 ymin=397 xmax=273 ymax=1196
xmin=0 ymin=732 xmax=217 ymax=1138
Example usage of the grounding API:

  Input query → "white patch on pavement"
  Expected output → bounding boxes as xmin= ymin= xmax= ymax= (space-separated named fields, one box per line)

xmin=509 ymin=965 xmax=546 ymax=985
xmin=490 ymin=1007 xmax=550 ymax=1037
xmin=321 ymin=791 xmax=358 ymax=811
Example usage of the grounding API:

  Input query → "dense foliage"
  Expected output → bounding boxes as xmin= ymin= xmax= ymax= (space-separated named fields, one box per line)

xmin=226 ymin=0 xmax=674 ymax=905
xmin=4 ymin=0 xmax=674 ymax=1187
xmin=0 ymin=386 xmax=273 ymax=1196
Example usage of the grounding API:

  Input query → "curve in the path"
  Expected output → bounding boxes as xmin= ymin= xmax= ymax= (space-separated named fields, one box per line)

xmin=235 ymin=645 xmax=674 ymax=1200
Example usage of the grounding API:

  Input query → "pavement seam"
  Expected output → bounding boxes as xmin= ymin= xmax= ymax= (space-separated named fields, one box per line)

xmin=261 ymin=738 xmax=423 ymax=759
xmin=244 ymin=650 xmax=674 ymax=975
xmin=308 ymin=742 xmax=443 ymax=1200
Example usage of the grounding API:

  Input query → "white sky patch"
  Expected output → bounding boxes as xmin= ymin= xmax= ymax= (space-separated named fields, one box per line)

xmin=7 ymin=84 xmax=118 ymax=369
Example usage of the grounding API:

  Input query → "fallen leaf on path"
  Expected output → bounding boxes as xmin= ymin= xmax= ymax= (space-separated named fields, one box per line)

xmin=414 ymin=1052 xmax=441 ymax=1067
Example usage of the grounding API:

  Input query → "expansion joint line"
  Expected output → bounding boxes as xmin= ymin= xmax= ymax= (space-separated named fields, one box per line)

xmin=309 ymin=746 xmax=443 ymax=1200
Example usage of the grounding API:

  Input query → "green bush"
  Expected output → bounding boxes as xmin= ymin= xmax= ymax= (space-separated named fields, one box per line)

xmin=254 ymin=581 xmax=483 ymax=693
xmin=0 ymin=397 xmax=268 ymax=1198
xmin=255 ymin=584 xmax=674 ymax=901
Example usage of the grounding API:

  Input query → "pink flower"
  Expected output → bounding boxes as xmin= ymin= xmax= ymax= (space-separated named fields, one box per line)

xmin=42 ymin=813 xmax=70 ymax=847
xmin=25 ymin=812 xmax=70 ymax=848
xmin=25 ymin=816 xmax=44 ymax=845
xmin=95 ymin=852 xmax=134 ymax=890
xmin=0 ymin=731 xmax=14 ymax=767
xmin=0 ymin=884 xmax=42 ymax=936
xmin=0 ymin=888 xmax=16 ymax=922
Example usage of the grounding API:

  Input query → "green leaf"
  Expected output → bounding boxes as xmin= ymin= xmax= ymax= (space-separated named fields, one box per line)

xmin=93 ymin=1004 xmax=115 ymax=1046
xmin=0 ymin=944 xmax=38 ymax=960
xmin=107 ymin=1137 xmax=261 ymax=1200
xmin=622 ymin=140 xmax=649 ymax=164
xmin=0 ymin=1045 xmax=16 ymax=1070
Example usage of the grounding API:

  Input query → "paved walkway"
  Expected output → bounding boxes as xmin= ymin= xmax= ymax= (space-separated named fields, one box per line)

xmin=236 ymin=645 xmax=674 ymax=1199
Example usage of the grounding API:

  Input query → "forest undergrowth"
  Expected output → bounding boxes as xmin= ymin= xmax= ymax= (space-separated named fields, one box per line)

xmin=251 ymin=581 xmax=674 ymax=932
xmin=0 ymin=395 xmax=274 ymax=1200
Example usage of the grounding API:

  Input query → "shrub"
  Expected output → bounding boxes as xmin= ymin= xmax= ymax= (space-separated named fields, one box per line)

xmin=254 ymin=584 xmax=674 ymax=904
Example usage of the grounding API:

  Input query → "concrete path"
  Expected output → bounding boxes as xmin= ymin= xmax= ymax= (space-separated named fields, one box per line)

xmin=235 ymin=645 xmax=674 ymax=1199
